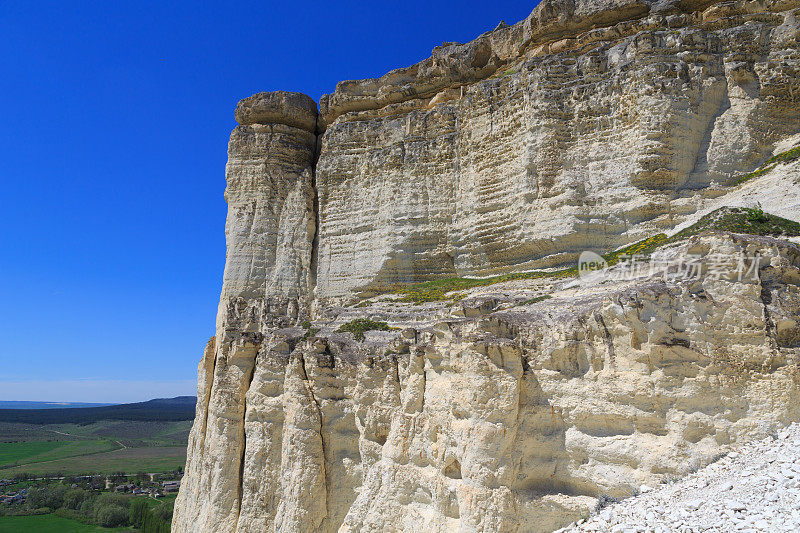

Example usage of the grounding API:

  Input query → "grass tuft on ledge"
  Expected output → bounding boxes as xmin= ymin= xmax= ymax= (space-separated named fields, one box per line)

xmin=337 ymin=319 xmax=391 ymax=341
xmin=735 ymin=145 xmax=800 ymax=184
xmin=670 ymin=206 xmax=800 ymax=241
xmin=394 ymin=207 xmax=799 ymax=303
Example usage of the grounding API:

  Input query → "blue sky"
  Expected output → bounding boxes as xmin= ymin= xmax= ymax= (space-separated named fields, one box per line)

xmin=0 ymin=0 xmax=536 ymax=403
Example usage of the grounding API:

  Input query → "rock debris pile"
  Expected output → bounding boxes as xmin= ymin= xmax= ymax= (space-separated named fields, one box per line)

xmin=561 ymin=423 xmax=800 ymax=532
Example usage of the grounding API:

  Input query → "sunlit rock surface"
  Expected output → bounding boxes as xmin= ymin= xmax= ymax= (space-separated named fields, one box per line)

xmin=173 ymin=0 xmax=800 ymax=531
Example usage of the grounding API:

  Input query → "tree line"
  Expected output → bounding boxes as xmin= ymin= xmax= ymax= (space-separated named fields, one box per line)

xmin=1 ymin=482 xmax=174 ymax=531
xmin=0 ymin=396 xmax=196 ymax=424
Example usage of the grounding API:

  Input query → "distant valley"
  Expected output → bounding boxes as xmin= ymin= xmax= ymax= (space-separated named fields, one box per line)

xmin=0 ymin=397 xmax=195 ymax=478
xmin=0 ymin=402 xmax=114 ymax=410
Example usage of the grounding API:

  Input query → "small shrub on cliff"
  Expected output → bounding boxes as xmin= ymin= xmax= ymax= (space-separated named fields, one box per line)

xmin=746 ymin=203 xmax=768 ymax=223
xmin=302 ymin=327 xmax=319 ymax=340
xmin=595 ymin=494 xmax=619 ymax=512
xmin=523 ymin=294 xmax=552 ymax=305
xmin=299 ymin=319 xmax=319 ymax=340
xmin=337 ymin=319 xmax=391 ymax=341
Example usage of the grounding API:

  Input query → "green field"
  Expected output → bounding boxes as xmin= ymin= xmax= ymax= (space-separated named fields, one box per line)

xmin=0 ymin=441 xmax=67 ymax=466
xmin=0 ymin=514 xmax=133 ymax=532
xmin=0 ymin=419 xmax=189 ymax=477
xmin=0 ymin=420 xmax=191 ymax=447
xmin=0 ymin=445 xmax=186 ymax=477
xmin=0 ymin=440 xmax=121 ymax=470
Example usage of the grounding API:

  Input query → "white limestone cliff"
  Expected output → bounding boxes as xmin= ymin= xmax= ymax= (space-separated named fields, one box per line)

xmin=173 ymin=0 xmax=800 ymax=531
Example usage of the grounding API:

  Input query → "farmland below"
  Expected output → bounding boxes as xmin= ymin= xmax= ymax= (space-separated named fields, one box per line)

xmin=0 ymin=398 xmax=194 ymax=531
xmin=0 ymin=421 xmax=190 ymax=477
xmin=0 ymin=398 xmax=194 ymax=478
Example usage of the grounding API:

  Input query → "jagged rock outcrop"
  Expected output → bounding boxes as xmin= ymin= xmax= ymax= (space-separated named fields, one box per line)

xmin=174 ymin=0 xmax=800 ymax=531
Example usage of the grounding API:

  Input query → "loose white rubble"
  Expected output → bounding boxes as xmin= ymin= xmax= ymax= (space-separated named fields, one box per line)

xmin=558 ymin=423 xmax=800 ymax=533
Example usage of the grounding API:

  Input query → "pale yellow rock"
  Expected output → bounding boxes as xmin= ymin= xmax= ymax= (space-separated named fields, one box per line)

xmin=313 ymin=0 xmax=800 ymax=303
xmin=220 ymin=96 xmax=317 ymax=320
xmin=173 ymin=0 xmax=800 ymax=531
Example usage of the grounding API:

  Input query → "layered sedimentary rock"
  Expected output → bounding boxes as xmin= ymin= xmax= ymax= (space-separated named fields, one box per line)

xmin=174 ymin=0 xmax=800 ymax=531
xmin=174 ymin=91 xmax=317 ymax=532
xmin=223 ymin=91 xmax=318 ymax=320
xmin=315 ymin=0 xmax=800 ymax=303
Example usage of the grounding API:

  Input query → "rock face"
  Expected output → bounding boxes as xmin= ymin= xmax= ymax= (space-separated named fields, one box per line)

xmin=314 ymin=0 xmax=800 ymax=303
xmin=173 ymin=91 xmax=317 ymax=532
xmin=175 ymin=234 xmax=800 ymax=533
xmin=173 ymin=1 xmax=800 ymax=531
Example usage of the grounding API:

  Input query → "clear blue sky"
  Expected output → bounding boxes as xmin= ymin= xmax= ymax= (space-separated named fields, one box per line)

xmin=0 ymin=0 xmax=537 ymax=403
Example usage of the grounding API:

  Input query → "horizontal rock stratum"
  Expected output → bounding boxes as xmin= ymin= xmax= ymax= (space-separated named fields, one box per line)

xmin=173 ymin=0 xmax=800 ymax=531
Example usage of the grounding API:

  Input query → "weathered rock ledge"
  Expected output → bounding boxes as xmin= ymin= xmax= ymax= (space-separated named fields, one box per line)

xmin=318 ymin=0 xmax=800 ymax=129
xmin=235 ymin=91 xmax=319 ymax=132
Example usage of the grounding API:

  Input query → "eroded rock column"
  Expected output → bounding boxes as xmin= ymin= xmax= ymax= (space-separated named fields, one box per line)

xmin=220 ymin=90 xmax=318 ymax=322
xmin=173 ymin=91 xmax=318 ymax=533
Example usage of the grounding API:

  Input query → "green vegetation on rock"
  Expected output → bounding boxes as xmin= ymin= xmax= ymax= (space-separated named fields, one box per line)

xmin=337 ymin=319 xmax=391 ymax=341
xmin=299 ymin=320 xmax=319 ymax=340
xmin=522 ymin=295 xmax=552 ymax=305
xmin=671 ymin=207 xmax=800 ymax=241
xmin=395 ymin=233 xmax=669 ymax=303
xmin=767 ymin=144 xmax=800 ymax=165
xmin=735 ymin=145 xmax=800 ymax=184
xmin=394 ymin=207 xmax=799 ymax=303
xmin=394 ymin=267 xmax=571 ymax=304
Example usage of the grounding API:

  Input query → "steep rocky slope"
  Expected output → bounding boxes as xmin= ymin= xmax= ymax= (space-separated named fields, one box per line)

xmin=174 ymin=231 xmax=800 ymax=532
xmin=173 ymin=0 xmax=800 ymax=531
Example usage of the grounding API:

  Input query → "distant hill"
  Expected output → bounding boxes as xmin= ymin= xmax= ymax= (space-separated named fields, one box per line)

xmin=0 ymin=401 xmax=115 ymax=409
xmin=0 ymin=396 xmax=196 ymax=424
